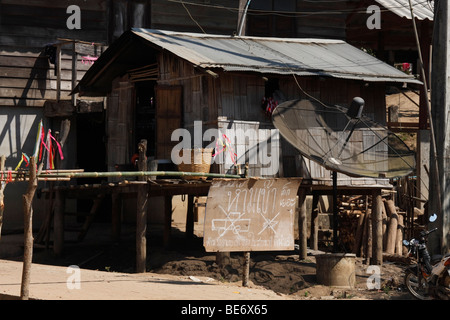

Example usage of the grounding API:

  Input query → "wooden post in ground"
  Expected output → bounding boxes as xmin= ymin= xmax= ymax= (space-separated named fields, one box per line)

xmin=185 ymin=195 xmax=195 ymax=239
xmin=421 ymin=0 xmax=447 ymax=254
xmin=136 ymin=139 xmax=148 ymax=273
xmin=20 ymin=157 xmax=38 ymax=300
xmin=332 ymin=171 xmax=338 ymax=252
xmin=353 ymin=211 xmax=365 ymax=256
xmin=298 ymin=187 xmax=308 ymax=259
xmin=364 ymin=208 xmax=372 ymax=264
xmin=371 ymin=190 xmax=383 ymax=265
xmin=242 ymin=251 xmax=251 ymax=287
xmin=0 ymin=155 xmax=5 ymax=239
xmin=309 ymin=193 xmax=319 ymax=251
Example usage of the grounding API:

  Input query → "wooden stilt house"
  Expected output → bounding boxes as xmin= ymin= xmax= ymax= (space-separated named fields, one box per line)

xmin=74 ymin=28 xmax=420 ymax=179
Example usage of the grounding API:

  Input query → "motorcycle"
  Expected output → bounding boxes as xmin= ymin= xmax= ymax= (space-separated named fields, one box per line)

xmin=402 ymin=221 xmax=450 ymax=300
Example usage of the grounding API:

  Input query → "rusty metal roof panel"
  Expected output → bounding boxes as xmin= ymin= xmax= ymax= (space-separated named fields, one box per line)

xmin=374 ymin=0 xmax=434 ymax=20
xmin=132 ymin=29 xmax=420 ymax=84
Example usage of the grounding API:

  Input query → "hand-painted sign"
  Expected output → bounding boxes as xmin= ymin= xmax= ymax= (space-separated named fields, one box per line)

xmin=203 ymin=178 xmax=302 ymax=252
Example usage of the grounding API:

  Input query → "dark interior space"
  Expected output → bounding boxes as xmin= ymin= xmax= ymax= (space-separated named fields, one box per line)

xmin=76 ymin=112 xmax=110 ymax=222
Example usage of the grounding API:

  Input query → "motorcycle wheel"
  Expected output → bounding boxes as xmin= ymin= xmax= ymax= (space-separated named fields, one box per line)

xmin=404 ymin=270 xmax=432 ymax=300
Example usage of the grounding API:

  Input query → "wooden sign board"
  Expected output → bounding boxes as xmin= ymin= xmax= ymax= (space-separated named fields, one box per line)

xmin=203 ymin=178 xmax=302 ymax=252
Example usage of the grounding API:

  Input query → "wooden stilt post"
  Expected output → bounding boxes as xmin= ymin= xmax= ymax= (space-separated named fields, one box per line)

xmin=20 ymin=157 xmax=38 ymax=300
xmin=332 ymin=171 xmax=339 ymax=253
xmin=298 ymin=187 xmax=308 ymax=259
xmin=0 ymin=155 xmax=5 ymax=239
xmin=309 ymin=193 xmax=319 ymax=251
xmin=186 ymin=195 xmax=194 ymax=239
xmin=163 ymin=195 xmax=172 ymax=249
xmin=136 ymin=140 xmax=148 ymax=273
xmin=241 ymin=165 xmax=251 ymax=287
xmin=371 ymin=190 xmax=383 ymax=265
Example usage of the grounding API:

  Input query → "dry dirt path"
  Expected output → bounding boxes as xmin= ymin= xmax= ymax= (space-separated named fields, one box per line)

xmin=0 ymin=260 xmax=292 ymax=300
xmin=0 ymin=259 xmax=292 ymax=300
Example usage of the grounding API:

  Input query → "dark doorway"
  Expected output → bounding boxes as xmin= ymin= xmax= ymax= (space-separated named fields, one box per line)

xmin=134 ymin=81 xmax=157 ymax=158
xmin=76 ymin=111 xmax=109 ymax=221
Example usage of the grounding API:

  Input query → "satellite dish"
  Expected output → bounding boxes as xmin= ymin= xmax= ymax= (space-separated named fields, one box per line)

xmin=272 ymin=98 xmax=415 ymax=179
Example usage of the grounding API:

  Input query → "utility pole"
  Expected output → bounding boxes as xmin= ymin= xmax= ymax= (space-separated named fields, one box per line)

xmin=237 ymin=0 xmax=251 ymax=36
xmin=429 ymin=0 xmax=450 ymax=255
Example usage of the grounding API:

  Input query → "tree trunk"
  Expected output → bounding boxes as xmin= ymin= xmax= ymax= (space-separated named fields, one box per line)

xmin=20 ymin=157 xmax=38 ymax=300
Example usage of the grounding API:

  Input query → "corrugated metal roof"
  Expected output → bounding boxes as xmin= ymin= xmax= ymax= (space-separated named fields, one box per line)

xmin=132 ymin=28 xmax=420 ymax=84
xmin=374 ymin=0 xmax=434 ymax=20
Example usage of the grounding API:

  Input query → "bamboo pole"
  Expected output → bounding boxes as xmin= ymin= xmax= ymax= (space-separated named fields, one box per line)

xmin=57 ymin=171 xmax=242 ymax=179
xmin=1 ymin=170 xmax=242 ymax=180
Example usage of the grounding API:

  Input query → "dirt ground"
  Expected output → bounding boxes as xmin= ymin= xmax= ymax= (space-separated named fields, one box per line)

xmin=2 ymin=220 xmax=415 ymax=301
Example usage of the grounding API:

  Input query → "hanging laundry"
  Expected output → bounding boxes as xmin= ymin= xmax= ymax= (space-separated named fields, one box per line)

xmin=81 ymin=55 xmax=98 ymax=65
xmin=261 ymin=96 xmax=278 ymax=118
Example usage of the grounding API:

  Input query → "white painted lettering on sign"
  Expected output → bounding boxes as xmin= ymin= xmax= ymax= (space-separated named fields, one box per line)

xmin=203 ymin=178 xmax=302 ymax=252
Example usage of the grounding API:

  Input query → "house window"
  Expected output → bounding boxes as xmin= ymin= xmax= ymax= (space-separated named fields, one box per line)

xmin=247 ymin=0 xmax=296 ymax=37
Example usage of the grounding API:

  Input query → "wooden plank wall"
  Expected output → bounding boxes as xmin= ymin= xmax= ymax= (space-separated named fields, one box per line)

xmin=106 ymin=76 xmax=135 ymax=175
xmin=158 ymin=51 xmax=221 ymax=132
xmin=0 ymin=0 xmax=108 ymax=108
xmin=295 ymin=0 xmax=359 ymax=40
xmin=151 ymin=0 xmax=239 ymax=35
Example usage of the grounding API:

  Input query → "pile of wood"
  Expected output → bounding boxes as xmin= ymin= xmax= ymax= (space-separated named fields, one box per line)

xmin=338 ymin=195 xmax=366 ymax=252
xmin=338 ymin=195 xmax=412 ymax=260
